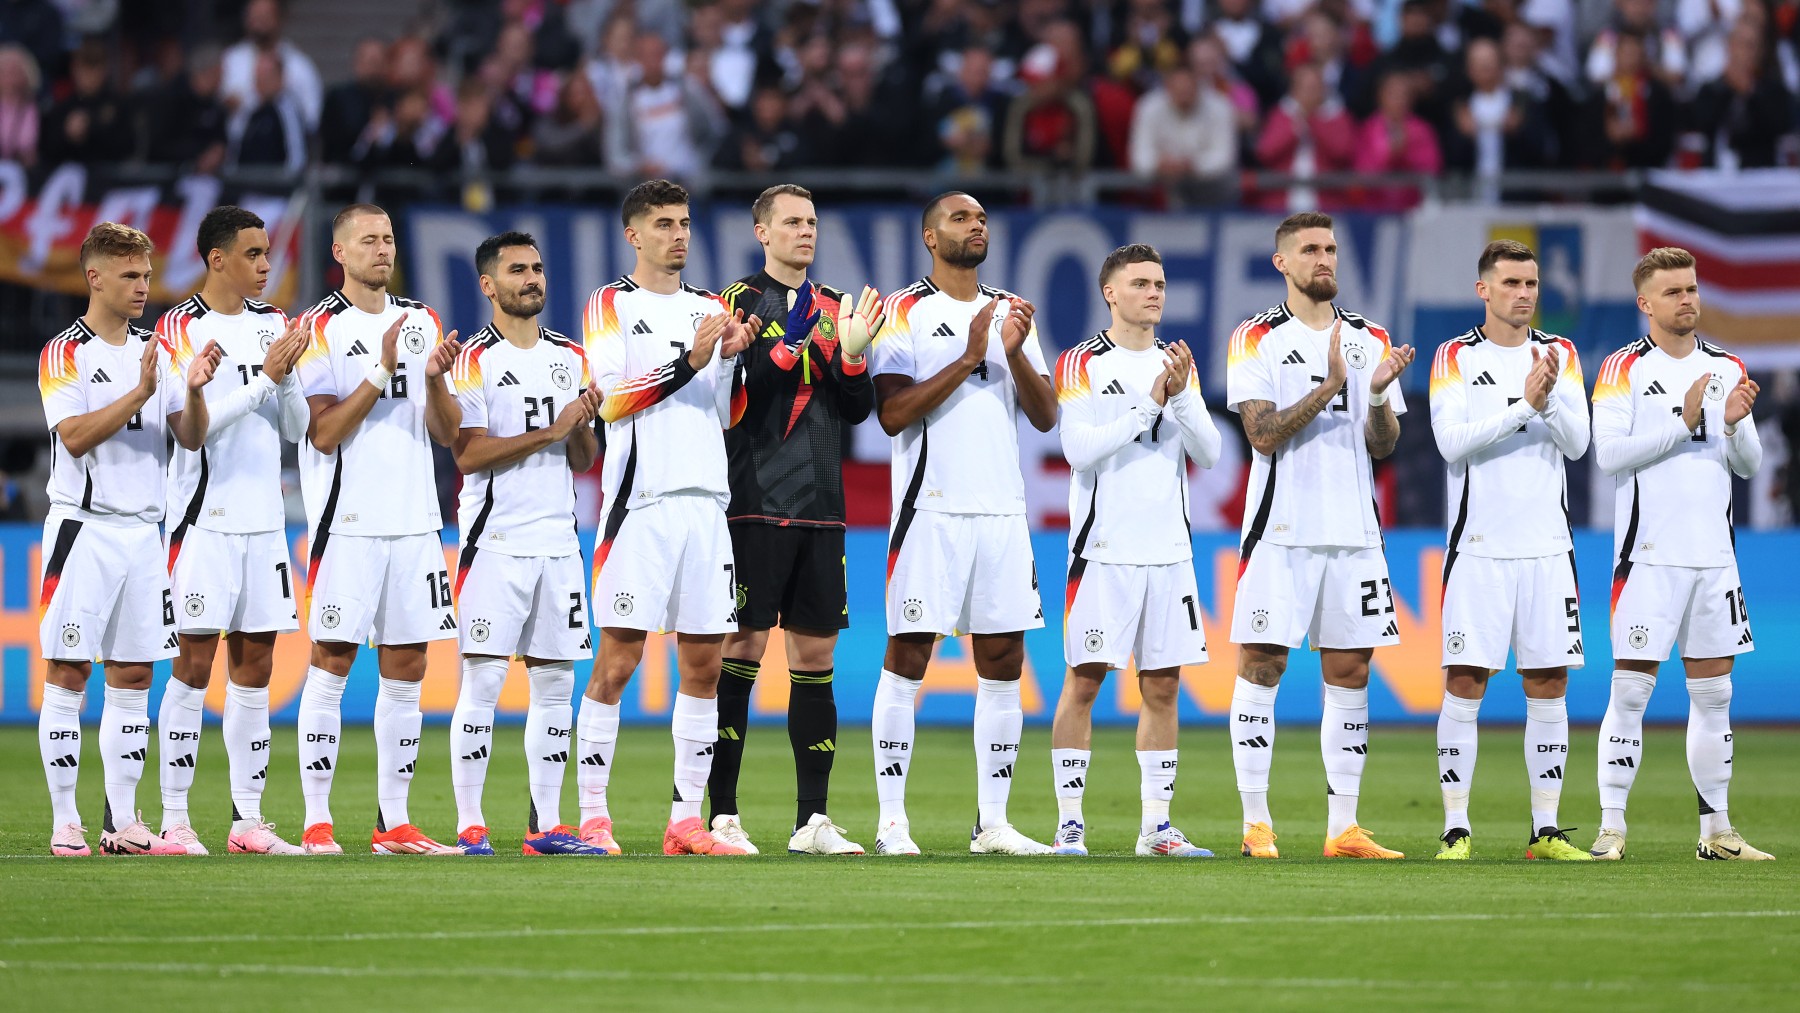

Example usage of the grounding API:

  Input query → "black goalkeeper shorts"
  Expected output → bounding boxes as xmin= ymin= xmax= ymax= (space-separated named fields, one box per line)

xmin=728 ymin=523 xmax=849 ymax=631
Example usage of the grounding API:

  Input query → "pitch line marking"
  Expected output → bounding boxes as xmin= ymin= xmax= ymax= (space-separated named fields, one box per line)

xmin=1 ymin=910 xmax=1795 ymax=948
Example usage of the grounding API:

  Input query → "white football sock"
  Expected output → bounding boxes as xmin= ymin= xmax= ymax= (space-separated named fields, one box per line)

xmin=669 ymin=692 xmax=717 ymax=823
xmin=373 ymin=677 xmax=422 ymax=830
xmin=297 ymin=666 xmax=346 ymax=827
xmin=1321 ymin=684 xmax=1369 ymax=838
xmin=99 ymin=685 xmax=150 ymax=832
xmin=1524 ymin=695 xmax=1569 ymax=832
xmin=1597 ymin=670 xmax=1654 ymax=833
xmin=223 ymin=681 xmax=271 ymax=830
xmin=450 ymin=656 xmax=508 ymax=833
xmin=39 ymin=683 xmax=84 ymax=829
xmin=157 ymin=678 xmax=205 ymax=830
xmin=1437 ymin=692 xmax=1480 ymax=834
xmin=1686 ymin=676 xmax=1734 ymax=838
xmin=872 ymin=669 xmax=920 ymax=825
xmin=1052 ymin=747 xmax=1089 ymax=823
xmin=1138 ymin=749 xmax=1177 ymax=834
xmin=525 ymin=661 xmax=575 ymax=832
xmin=576 ymin=697 xmax=619 ymax=822
xmin=973 ymin=677 xmax=1023 ymax=828
xmin=1230 ymin=677 xmax=1277 ymax=827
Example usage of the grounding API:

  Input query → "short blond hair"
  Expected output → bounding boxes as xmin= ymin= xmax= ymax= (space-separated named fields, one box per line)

xmin=1632 ymin=246 xmax=1696 ymax=292
xmin=79 ymin=221 xmax=154 ymax=270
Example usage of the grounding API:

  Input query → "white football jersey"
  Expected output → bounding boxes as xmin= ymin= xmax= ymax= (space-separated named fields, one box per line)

xmin=294 ymin=291 xmax=447 ymax=539
xmin=1593 ymin=336 xmax=1761 ymax=569
xmin=161 ymin=295 xmax=307 ymax=536
xmin=870 ymin=279 xmax=1050 ymax=517
xmin=452 ymin=324 xmax=592 ymax=558
xmin=1428 ymin=327 xmax=1589 ymax=560
xmin=40 ymin=320 xmax=184 ymax=524
xmin=1056 ymin=332 xmax=1222 ymax=566
xmin=582 ymin=277 xmax=737 ymax=514
xmin=1226 ymin=304 xmax=1408 ymax=550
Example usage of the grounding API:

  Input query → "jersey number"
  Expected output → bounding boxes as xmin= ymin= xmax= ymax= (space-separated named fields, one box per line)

xmin=237 ymin=364 xmax=265 ymax=385
xmin=125 ymin=412 xmax=143 ymax=432
xmin=1506 ymin=397 xmax=1529 ymax=433
xmin=1359 ymin=578 xmax=1395 ymax=617
xmin=426 ymin=569 xmax=452 ymax=609
xmin=524 ymin=396 xmax=555 ymax=432
xmin=1311 ymin=376 xmax=1350 ymax=413
xmin=379 ymin=362 xmax=410 ymax=400
xmin=1134 ymin=412 xmax=1165 ymax=445
xmin=1672 ymin=405 xmax=1706 ymax=442
xmin=970 ymin=361 xmax=989 ymax=382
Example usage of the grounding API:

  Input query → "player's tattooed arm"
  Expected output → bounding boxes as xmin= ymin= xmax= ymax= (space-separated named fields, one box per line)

xmin=1237 ymin=386 xmax=1335 ymax=457
xmin=1364 ymin=400 xmax=1400 ymax=459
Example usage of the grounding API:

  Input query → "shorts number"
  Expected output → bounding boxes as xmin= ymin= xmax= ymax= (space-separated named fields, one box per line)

xmin=524 ymin=396 xmax=555 ymax=432
xmin=1359 ymin=578 xmax=1394 ymax=617
xmin=426 ymin=569 xmax=451 ymax=608
xmin=568 ymin=591 xmax=584 ymax=629
xmin=276 ymin=561 xmax=291 ymax=600
xmin=380 ymin=362 xmax=409 ymax=400
xmin=1181 ymin=594 xmax=1198 ymax=631
xmin=161 ymin=589 xmax=175 ymax=626
xmin=1725 ymin=587 xmax=1749 ymax=626
xmin=723 ymin=563 xmax=738 ymax=622
xmin=1565 ymin=596 xmax=1580 ymax=633
xmin=1310 ymin=376 xmax=1350 ymax=413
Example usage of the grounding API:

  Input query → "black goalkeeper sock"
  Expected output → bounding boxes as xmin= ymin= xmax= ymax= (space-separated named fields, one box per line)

xmin=708 ymin=658 xmax=758 ymax=821
xmin=788 ymin=669 xmax=837 ymax=828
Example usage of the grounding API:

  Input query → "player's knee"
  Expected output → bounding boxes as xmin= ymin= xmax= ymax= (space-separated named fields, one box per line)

xmin=1237 ymin=646 xmax=1287 ymax=686
xmin=1610 ymin=670 xmax=1655 ymax=711
xmin=526 ymin=660 xmax=575 ymax=704
xmin=459 ymin=657 xmax=508 ymax=709
xmin=310 ymin=641 xmax=355 ymax=676
xmin=972 ymin=634 xmax=1025 ymax=679
xmin=1062 ymin=667 xmax=1105 ymax=706
xmin=1520 ymin=669 xmax=1567 ymax=698
xmin=1138 ymin=672 xmax=1180 ymax=710
xmin=884 ymin=635 xmax=933 ymax=678
xmin=105 ymin=663 xmax=155 ymax=690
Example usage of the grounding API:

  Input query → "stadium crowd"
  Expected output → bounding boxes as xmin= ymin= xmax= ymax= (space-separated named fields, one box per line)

xmin=2 ymin=0 xmax=1797 ymax=195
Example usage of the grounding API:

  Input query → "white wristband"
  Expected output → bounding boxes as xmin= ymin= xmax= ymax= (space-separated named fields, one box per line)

xmin=366 ymin=363 xmax=393 ymax=390
xmin=1368 ymin=387 xmax=1389 ymax=407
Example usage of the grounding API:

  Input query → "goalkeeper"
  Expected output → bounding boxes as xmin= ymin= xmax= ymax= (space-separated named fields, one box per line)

xmin=708 ymin=184 xmax=884 ymax=856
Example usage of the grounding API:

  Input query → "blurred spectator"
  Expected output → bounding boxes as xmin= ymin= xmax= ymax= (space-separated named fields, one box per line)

xmin=1518 ymin=0 xmax=1580 ymax=84
xmin=1354 ymin=70 xmax=1443 ymax=208
xmin=1255 ymin=62 xmax=1357 ymax=208
xmin=1191 ymin=34 xmax=1262 ymax=137
xmin=1106 ymin=0 xmax=1188 ymax=93
xmin=489 ymin=21 xmax=560 ymax=130
xmin=1290 ymin=8 xmax=1375 ymax=116
xmin=614 ymin=30 xmax=720 ymax=178
xmin=1128 ymin=59 xmax=1236 ymax=199
xmin=221 ymin=0 xmax=323 ymax=130
xmin=228 ymin=51 xmax=308 ymax=174
xmin=0 ymin=0 xmax=64 ymax=92
xmin=1585 ymin=0 xmax=1686 ymax=89
xmin=532 ymin=71 xmax=606 ymax=166
xmin=389 ymin=35 xmax=457 ymax=126
xmin=1503 ymin=20 xmax=1578 ymax=166
xmin=795 ymin=41 xmax=906 ymax=168
xmin=1003 ymin=27 xmax=1097 ymax=173
xmin=1447 ymin=38 xmax=1553 ymax=189
xmin=321 ymin=37 xmax=388 ymax=166
xmin=40 ymin=44 xmax=136 ymax=166
xmin=567 ymin=0 xmax=687 ymax=48
xmin=142 ymin=45 xmax=228 ymax=173
xmin=433 ymin=77 xmax=519 ymax=175
xmin=1686 ymin=18 xmax=1795 ymax=169
xmin=356 ymin=87 xmax=447 ymax=170
xmin=0 ymin=44 xmax=39 ymax=167
xmin=1212 ymin=0 xmax=1291 ymax=108
xmin=1370 ymin=0 xmax=1457 ymax=127
xmin=715 ymin=83 xmax=802 ymax=172
xmin=694 ymin=0 xmax=767 ymax=112
xmin=585 ymin=15 xmax=643 ymax=114
xmin=1581 ymin=31 xmax=1676 ymax=169
xmin=929 ymin=47 xmax=1009 ymax=173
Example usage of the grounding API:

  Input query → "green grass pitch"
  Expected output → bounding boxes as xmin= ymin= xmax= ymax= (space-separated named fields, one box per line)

xmin=1 ymin=722 xmax=1795 ymax=1010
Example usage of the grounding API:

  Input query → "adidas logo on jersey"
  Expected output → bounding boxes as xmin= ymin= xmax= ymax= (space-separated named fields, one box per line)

xmin=162 ymin=633 xmax=178 ymax=650
xmin=991 ymin=763 xmax=1014 ymax=779
xmin=497 ymin=371 xmax=520 ymax=387
xmin=251 ymin=767 xmax=266 ymax=781
xmin=1643 ymin=380 xmax=1666 ymax=395
xmin=1100 ymin=380 xmax=1126 ymax=395
xmin=50 ymin=753 xmax=77 ymax=769
xmin=807 ymin=740 xmax=836 ymax=752
xmin=90 ymin=368 xmax=113 ymax=383
xmin=461 ymin=745 xmax=488 ymax=761
xmin=348 ymin=340 xmax=370 ymax=356
xmin=168 ymin=754 xmax=195 ymax=769
xmin=696 ymin=744 xmax=714 ymax=756
xmin=1737 ymin=628 xmax=1754 ymax=645
xmin=1281 ymin=350 xmax=1306 ymax=365
xmin=1538 ymin=765 xmax=1564 ymax=779
xmin=1380 ymin=620 xmax=1399 ymax=637
xmin=1237 ymin=735 xmax=1269 ymax=748
xmin=1061 ymin=777 xmax=1085 ymax=790
xmin=631 ymin=320 xmax=654 ymax=335
xmin=306 ymin=757 xmax=332 ymax=772
xmin=1471 ymin=371 xmax=1497 ymax=386
xmin=932 ymin=323 xmax=956 ymax=338
xmin=879 ymin=762 xmax=903 ymax=776
xmin=1441 ymin=769 xmax=1461 ymax=783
